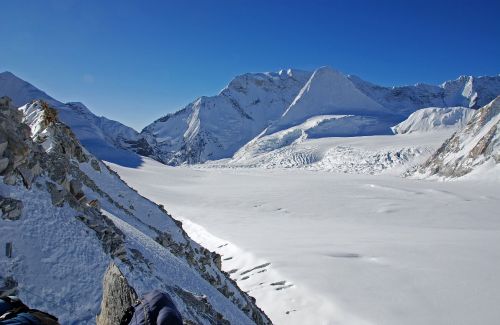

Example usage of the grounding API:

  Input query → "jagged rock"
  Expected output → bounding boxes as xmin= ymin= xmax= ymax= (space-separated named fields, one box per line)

xmin=3 ymin=174 xmax=18 ymax=186
xmin=173 ymin=287 xmax=231 ymax=325
xmin=96 ymin=263 xmax=138 ymax=325
xmin=414 ymin=96 xmax=500 ymax=178
xmin=76 ymin=211 xmax=126 ymax=259
xmin=17 ymin=164 xmax=35 ymax=188
xmin=91 ymin=159 xmax=101 ymax=172
xmin=69 ymin=178 xmax=83 ymax=196
xmin=0 ymin=275 xmax=18 ymax=297
xmin=0 ymin=134 xmax=7 ymax=157
xmin=0 ymin=98 xmax=272 ymax=324
xmin=0 ymin=96 xmax=12 ymax=109
xmin=46 ymin=182 xmax=65 ymax=207
xmin=212 ymin=253 xmax=222 ymax=271
xmin=0 ymin=196 xmax=23 ymax=220
xmin=124 ymin=137 xmax=154 ymax=156
xmin=87 ymin=199 xmax=101 ymax=209
xmin=0 ymin=157 xmax=8 ymax=174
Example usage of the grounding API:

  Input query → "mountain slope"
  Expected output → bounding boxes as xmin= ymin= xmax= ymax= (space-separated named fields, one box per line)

xmin=392 ymin=106 xmax=475 ymax=134
xmin=0 ymin=98 xmax=270 ymax=324
xmin=349 ymin=74 xmax=500 ymax=115
xmin=269 ymin=67 xmax=391 ymax=133
xmin=0 ymin=71 xmax=146 ymax=167
xmin=412 ymin=96 xmax=500 ymax=178
xmin=142 ymin=68 xmax=500 ymax=165
xmin=141 ymin=69 xmax=311 ymax=165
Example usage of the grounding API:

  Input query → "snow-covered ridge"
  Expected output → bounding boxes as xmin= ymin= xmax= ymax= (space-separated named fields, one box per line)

xmin=392 ymin=106 xmax=475 ymax=134
xmin=141 ymin=69 xmax=311 ymax=165
xmin=0 ymin=71 xmax=148 ymax=167
xmin=143 ymin=68 xmax=500 ymax=165
xmin=2 ymin=69 xmax=500 ymax=168
xmin=0 ymin=99 xmax=271 ymax=324
xmin=412 ymin=96 xmax=500 ymax=178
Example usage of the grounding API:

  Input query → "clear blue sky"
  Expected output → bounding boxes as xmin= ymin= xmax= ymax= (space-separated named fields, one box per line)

xmin=1 ymin=0 xmax=499 ymax=131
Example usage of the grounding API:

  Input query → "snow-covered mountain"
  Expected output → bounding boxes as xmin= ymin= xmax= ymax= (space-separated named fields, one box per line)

xmin=412 ymin=96 xmax=500 ymax=178
xmin=141 ymin=69 xmax=311 ymax=165
xmin=2 ymin=69 xmax=499 ymax=168
xmin=392 ymin=106 xmax=475 ymax=134
xmin=0 ymin=71 xmax=148 ymax=167
xmin=0 ymin=97 xmax=270 ymax=324
xmin=142 ymin=67 xmax=500 ymax=165
xmin=349 ymin=74 xmax=500 ymax=114
xmin=267 ymin=67 xmax=393 ymax=134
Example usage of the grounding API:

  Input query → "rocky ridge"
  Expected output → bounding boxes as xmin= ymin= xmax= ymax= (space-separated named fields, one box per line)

xmin=411 ymin=96 xmax=500 ymax=178
xmin=0 ymin=97 xmax=271 ymax=324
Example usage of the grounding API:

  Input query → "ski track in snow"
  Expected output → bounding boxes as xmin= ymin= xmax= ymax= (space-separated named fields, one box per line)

xmin=109 ymin=156 xmax=500 ymax=325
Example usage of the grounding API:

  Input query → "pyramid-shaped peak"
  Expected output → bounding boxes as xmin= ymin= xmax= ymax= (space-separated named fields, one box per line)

xmin=0 ymin=71 xmax=16 ymax=77
xmin=0 ymin=71 xmax=28 ymax=83
xmin=313 ymin=66 xmax=346 ymax=77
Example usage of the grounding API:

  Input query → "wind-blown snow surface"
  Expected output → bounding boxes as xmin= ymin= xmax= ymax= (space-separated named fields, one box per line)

xmin=110 ymin=158 xmax=500 ymax=325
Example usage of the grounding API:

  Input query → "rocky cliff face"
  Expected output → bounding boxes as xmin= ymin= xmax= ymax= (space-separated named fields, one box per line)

xmin=0 ymin=98 xmax=271 ymax=324
xmin=411 ymin=96 xmax=500 ymax=178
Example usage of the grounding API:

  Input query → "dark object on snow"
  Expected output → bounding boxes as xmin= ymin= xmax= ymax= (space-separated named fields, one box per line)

xmin=121 ymin=290 xmax=182 ymax=325
xmin=5 ymin=243 xmax=12 ymax=259
xmin=0 ymin=296 xmax=59 ymax=325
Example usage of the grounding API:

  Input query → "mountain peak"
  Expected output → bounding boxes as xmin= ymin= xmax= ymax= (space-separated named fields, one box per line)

xmin=313 ymin=65 xmax=344 ymax=76
xmin=0 ymin=71 xmax=17 ymax=77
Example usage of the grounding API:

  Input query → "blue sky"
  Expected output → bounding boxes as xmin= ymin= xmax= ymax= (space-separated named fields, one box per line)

xmin=1 ymin=0 xmax=499 ymax=131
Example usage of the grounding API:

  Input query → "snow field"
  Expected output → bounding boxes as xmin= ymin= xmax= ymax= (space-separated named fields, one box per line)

xmin=110 ymin=158 xmax=500 ymax=325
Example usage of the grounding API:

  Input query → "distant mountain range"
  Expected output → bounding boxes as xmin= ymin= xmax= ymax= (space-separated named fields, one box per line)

xmin=1 ymin=68 xmax=499 ymax=175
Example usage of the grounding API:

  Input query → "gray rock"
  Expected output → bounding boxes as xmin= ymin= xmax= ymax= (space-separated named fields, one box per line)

xmin=0 ymin=275 xmax=18 ymax=297
xmin=91 ymin=159 xmax=101 ymax=172
xmin=0 ymin=157 xmax=8 ymax=174
xmin=46 ymin=182 xmax=65 ymax=207
xmin=69 ymin=179 xmax=83 ymax=197
xmin=0 ymin=196 xmax=23 ymax=220
xmin=0 ymin=136 xmax=7 ymax=157
xmin=0 ymin=96 xmax=12 ymax=109
xmin=96 ymin=263 xmax=137 ymax=325
xmin=17 ymin=164 xmax=35 ymax=188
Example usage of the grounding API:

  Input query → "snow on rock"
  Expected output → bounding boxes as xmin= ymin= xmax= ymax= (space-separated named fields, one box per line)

xmin=413 ymin=96 xmax=500 ymax=178
xmin=0 ymin=101 xmax=271 ymax=324
xmin=392 ymin=106 xmax=475 ymax=134
xmin=0 ymin=71 xmax=147 ymax=167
